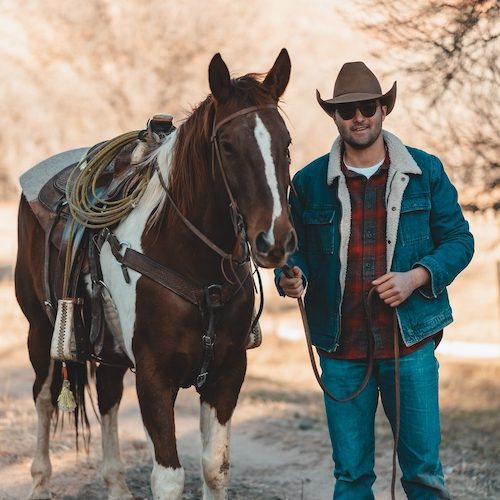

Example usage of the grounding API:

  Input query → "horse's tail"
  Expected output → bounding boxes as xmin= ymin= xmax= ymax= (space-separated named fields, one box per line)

xmin=52 ymin=360 xmax=96 ymax=453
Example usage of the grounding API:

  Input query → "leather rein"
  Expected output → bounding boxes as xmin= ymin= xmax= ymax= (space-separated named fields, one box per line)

xmin=282 ymin=266 xmax=401 ymax=500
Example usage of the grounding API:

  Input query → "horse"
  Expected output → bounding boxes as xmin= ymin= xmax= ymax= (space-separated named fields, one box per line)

xmin=15 ymin=49 xmax=295 ymax=499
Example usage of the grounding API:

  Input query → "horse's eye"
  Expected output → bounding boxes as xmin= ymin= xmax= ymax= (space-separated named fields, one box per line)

xmin=285 ymin=147 xmax=291 ymax=163
xmin=221 ymin=141 xmax=233 ymax=154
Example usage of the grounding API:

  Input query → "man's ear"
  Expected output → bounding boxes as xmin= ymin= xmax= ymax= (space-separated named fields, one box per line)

xmin=381 ymin=105 xmax=388 ymax=122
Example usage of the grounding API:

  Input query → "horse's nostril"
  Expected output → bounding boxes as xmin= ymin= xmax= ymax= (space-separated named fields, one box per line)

xmin=255 ymin=232 xmax=271 ymax=254
xmin=286 ymin=229 xmax=297 ymax=253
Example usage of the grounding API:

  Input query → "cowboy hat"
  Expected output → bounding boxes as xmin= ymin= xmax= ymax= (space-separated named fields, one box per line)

xmin=316 ymin=61 xmax=397 ymax=116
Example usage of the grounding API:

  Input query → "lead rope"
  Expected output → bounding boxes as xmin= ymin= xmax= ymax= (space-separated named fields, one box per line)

xmin=283 ymin=266 xmax=400 ymax=499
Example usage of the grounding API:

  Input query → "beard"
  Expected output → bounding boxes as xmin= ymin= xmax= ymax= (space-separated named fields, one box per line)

xmin=343 ymin=129 xmax=381 ymax=150
xmin=338 ymin=112 xmax=384 ymax=150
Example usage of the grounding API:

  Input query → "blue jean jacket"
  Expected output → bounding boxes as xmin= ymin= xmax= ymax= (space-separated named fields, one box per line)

xmin=275 ymin=131 xmax=474 ymax=352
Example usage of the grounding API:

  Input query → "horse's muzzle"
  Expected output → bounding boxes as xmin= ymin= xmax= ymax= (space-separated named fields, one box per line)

xmin=253 ymin=227 xmax=297 ymax=268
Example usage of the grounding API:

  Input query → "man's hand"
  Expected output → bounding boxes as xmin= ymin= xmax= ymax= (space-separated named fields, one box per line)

xmin=372 ymin=267 xmax=430 ymax=307
xmin=279 ymin=266 xmax=304 ymax=298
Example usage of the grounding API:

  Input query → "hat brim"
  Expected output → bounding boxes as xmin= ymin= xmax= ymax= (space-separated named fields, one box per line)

xmin=316 ymin=81 xmax=397 ymax=117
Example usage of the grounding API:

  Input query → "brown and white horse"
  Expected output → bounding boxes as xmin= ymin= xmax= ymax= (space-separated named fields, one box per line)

xmin=15 ymin=50 xmax=295 ymax=499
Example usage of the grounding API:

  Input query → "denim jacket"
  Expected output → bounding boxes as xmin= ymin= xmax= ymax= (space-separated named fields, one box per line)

xmin=275 ymin=131 xmax=474 ymax=352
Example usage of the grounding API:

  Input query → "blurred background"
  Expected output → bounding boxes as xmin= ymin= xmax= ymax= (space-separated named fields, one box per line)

xmin=0 ymin=1 xmax=498 ymax=499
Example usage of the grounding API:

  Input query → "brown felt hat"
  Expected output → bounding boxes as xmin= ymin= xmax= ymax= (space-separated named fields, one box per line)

xmin=316 ymin=61 xmax=397 ymax=116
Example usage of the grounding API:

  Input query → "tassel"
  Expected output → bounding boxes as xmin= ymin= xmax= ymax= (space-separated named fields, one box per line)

xmin=57 ymin=362 xmax=76 ymax=413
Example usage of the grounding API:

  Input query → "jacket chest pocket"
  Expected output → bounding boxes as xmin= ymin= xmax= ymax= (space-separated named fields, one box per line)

xmin=399 ymin=197 xmax=431 ymax=245
xmin=303 ymin=209 xmax=336 ymax=254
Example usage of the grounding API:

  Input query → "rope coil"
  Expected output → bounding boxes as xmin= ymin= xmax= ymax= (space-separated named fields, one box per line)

xmin=65 ymin=131 xmax=153 ymax=228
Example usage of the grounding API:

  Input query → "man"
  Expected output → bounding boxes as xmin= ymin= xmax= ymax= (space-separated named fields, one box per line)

xmin=275 ymin=62 xmax=474 ymax=499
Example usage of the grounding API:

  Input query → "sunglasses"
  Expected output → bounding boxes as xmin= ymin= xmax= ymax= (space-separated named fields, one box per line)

xmin=335 ymin=100 xmax=379 ymax=120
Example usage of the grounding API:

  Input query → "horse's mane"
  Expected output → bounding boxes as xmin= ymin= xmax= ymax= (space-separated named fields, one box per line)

xmin=142 ymin=73 xmax=275 ymax=229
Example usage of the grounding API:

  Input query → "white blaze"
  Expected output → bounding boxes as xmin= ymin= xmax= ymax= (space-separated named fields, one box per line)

xmin=254 ymin=114 xmax=282 ymax=245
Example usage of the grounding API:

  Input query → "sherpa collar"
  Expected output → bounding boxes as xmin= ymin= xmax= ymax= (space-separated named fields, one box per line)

xmin=326 ymin=130 xmax=421 ymax=185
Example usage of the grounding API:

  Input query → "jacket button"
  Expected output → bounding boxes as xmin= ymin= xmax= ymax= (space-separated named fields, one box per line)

xmin=391 ymin=206 xmax=396 ymax=211
xmin=388 ymin=240 xmax=392 ymax=244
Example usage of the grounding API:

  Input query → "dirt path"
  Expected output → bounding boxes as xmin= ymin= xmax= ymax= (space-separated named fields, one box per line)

xmin=1 ymin=332 xmax=499 ymax=500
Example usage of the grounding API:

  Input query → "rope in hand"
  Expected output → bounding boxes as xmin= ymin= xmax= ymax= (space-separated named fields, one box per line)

xmin=281 ymin=265 xmax=400 ymax=500
xmin=65 ymin=130 xmax=153 ymax=228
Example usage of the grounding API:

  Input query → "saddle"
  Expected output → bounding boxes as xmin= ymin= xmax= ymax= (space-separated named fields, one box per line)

xmin=26 ymin=115 xmax=175 ymax=365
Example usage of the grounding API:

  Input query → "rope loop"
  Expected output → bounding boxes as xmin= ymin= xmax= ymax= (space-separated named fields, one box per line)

xmin=65 ymin=131 xmax=153 ymax=228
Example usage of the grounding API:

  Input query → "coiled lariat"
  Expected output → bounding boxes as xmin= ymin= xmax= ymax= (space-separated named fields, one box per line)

xmin=65 ymin=130 xmax=153 ymax=228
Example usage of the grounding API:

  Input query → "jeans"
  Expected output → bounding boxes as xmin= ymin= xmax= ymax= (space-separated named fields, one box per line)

xmin=319 ymin=341 xmax=450 ymax=499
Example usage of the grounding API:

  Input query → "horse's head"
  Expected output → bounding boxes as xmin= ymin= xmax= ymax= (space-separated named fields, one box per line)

xmin=209 ymin=49 xmax=296 ymax=268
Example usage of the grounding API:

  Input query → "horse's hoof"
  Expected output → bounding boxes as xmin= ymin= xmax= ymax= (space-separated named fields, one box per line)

xmin=107 ymin=486 xmax=134 ymax=500
xmin=27 ymin=491 xmax=52 ymax=500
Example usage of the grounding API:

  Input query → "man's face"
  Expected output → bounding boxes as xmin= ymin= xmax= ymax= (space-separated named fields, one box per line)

xmin=333 ymin=100 xmax=387 ymax=150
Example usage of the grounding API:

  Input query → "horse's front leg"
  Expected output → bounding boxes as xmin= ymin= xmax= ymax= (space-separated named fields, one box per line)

xmin=199 ymin=349 xmax=247 ymax=500
xmin=96 ymin=364 xmax=133 ymax=500
xmin=135 ymin=362 xmax=184 ymax=500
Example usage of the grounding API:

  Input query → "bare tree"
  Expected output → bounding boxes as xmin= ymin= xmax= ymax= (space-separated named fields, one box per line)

xmin=351 ymin=0 xmax=499 ymax=212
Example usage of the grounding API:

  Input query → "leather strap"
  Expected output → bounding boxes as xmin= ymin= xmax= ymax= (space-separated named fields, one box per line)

xmin=43 ymin=212 xmax=59 ymax=325
xmin=99 ymin=228 xmax=250 ymax=307
xmin=288 ymin=273 xmax=400 ymax=500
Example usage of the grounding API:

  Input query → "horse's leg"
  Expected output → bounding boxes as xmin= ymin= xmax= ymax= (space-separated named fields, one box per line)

xmin=96 ymin=364 xmax=133 ymax=500
xmin=136 ymin=366 xmax=184 ymax=499
xmin=27 ymin=323 xmax=56 ymax=500
xmin=199 ymin=350 xmax=247 ymax=500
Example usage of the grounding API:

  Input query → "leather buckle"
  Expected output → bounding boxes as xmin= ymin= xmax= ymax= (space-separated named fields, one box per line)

xmin=196 ymin=372 xmax=208 ymax=387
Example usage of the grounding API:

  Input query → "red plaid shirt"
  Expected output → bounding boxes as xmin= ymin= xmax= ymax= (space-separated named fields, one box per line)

xmin=322 ymin=149 xmax=432 ymax=359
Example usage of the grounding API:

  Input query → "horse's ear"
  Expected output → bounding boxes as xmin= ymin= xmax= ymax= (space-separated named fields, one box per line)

xmin=263 ymin=48 xmax=291 ymax=100
xmin=209 ymin=53 xmax=231 ymax=103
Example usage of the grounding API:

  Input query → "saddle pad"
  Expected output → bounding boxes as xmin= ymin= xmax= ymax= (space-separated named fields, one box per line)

xmin=19 ymin=147 xmax=90 ymax=202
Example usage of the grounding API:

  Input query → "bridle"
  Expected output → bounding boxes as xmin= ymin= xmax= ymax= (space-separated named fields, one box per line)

xmin=156 ymin=103 xmax=280 ymax=277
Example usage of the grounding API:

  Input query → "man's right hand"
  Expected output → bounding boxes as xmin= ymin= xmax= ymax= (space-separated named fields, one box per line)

xmin=279 ymin=266 xmax=304 ymax=298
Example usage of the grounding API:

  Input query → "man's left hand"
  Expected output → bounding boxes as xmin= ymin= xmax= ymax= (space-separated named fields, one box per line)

xmin=372 ymin=267 xmax=430 ymax=307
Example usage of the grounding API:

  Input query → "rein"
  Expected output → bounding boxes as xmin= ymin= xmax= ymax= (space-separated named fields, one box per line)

xmin=283 ymin=266 xmax=401 ymax=500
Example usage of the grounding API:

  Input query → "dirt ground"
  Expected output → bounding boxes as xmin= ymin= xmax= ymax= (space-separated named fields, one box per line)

xmin=0 ymin=203 xmax=499 ymax=499
xmin=1 ymin=313 xmax=499 ymax=500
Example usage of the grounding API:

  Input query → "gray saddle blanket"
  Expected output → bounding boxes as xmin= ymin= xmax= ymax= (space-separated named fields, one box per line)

xmin=19 ymin=147 xmax=89 ymax=202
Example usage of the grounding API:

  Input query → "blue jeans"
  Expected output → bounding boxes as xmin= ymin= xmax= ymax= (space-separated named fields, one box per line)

xmin=319 ymin=341 xmax=450 ymax=499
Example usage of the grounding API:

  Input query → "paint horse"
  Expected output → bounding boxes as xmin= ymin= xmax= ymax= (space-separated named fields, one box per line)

xmin=15 ymin=49 xmax=295 ymax=499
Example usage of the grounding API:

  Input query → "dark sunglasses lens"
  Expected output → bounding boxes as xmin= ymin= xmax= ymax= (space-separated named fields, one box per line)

xmin=336 ymin=104 xmax=356 ymax=120
xmin=336 ymin=101 xmax=378 ymax=119
xmin=359 ymin=101 xmax=378 ymax=117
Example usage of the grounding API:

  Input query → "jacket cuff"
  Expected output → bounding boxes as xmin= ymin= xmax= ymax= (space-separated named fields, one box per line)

xmin=412 ymin=260 xmax=440 ymax=298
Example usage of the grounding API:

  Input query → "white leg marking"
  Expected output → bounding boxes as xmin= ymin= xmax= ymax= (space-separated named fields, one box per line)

xmin=99 ymin=133 xmax=177 ymax=365
xmin=101 ymin=404 xmax=133 ymax=499
xmin=145 ymin=430 xmax=185 ymax=500
xmin=29 ymin=360 xmax=54 ymax=500
xmin=254 ymin=115 xmax=283 ymax=245
xmin=200 ymin=402 xmax=231 ymax=500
